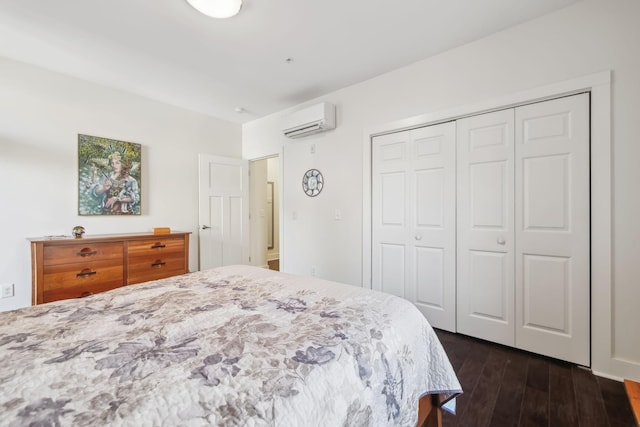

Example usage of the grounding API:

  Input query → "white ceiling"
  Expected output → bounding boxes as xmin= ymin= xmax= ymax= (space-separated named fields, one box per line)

xmin=0 ymin=0 xmax=578 ymax=124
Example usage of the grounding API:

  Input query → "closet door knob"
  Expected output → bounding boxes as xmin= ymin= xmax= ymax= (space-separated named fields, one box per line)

xmin=414 ymin=235 xmax=422 ymax=241
xmin=497 ymin=238 xmax=506 ymax=245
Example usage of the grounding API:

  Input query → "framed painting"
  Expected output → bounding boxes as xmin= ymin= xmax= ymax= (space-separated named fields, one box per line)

xmin=78 ymin=134 xmax=142 ymax=215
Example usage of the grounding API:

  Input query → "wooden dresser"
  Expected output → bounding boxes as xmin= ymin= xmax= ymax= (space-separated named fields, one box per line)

xmin=29 ymin=232 xmax=190 ymax=305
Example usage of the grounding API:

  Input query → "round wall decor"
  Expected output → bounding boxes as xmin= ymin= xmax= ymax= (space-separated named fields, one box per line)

xmin=302 ymin=169 xmax=323 ymax=197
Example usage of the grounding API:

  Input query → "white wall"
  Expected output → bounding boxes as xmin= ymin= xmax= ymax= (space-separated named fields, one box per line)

xmin=243 ymin=0 xmax=640 ymax=380
xmin=0 ymin=57 xmax=241 ymax=312
xmin=249 ymin=159 xmax=268 ymax=267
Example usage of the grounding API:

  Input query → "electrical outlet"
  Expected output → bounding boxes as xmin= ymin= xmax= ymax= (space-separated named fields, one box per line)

xmin=1 ymin=283 xmax=14 ymax=298
xmin=310 ymin=266 xmax=316 ymax=276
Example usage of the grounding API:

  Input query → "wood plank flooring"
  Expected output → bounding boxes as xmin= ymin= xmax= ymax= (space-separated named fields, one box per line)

xmin=434 ymin=329 xmax=637 ymax=427
xmin=267 ymin=259 xmax=279 ymax=271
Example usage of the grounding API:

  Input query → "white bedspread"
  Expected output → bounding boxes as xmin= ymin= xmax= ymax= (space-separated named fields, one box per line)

xmin=0 ymin=265 xmax=461 ymax=426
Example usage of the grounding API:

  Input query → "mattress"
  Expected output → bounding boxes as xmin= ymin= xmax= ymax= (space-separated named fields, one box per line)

xmin=0 ymin=265 xmax=461 ymax=426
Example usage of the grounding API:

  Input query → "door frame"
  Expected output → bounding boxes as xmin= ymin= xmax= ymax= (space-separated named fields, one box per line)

xmin=362 ymin=71 xmax=618 ymax=377
xmin=248 ymin=155 xmax=281 ymax=268
xmin=247 ymin=150 xmax=284 ymax=271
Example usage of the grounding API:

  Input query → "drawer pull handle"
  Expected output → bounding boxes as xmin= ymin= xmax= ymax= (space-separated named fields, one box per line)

xmin=76 ymin=270 xmax=97 ymax=278
xmin=80 ymin=291 xmax=93 ymax=298
xmin=151 ymin=243 xmax=166 ymax=249
xmin=77 ymin=249 xmax=98 ymax=257
xmin=151 ymin=261 xmax=166 ymax=268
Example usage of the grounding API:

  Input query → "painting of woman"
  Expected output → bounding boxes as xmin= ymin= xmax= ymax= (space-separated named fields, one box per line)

xmin=78 ymin=135 xmax=142 ymax=215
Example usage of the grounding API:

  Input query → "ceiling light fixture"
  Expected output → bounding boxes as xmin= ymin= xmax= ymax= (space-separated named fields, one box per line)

xmin=186 ymin=0 xmax=242 ymax=19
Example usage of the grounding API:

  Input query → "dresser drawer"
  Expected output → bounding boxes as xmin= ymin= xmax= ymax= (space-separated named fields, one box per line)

xmin=43 ymin=260 xmax=124 ymax=303
xmin=43 ymin=281 xmax=124 ymax=303
xmin=30 ymin=232 xmax=190 ymax=305
xmin=127 ymin=237 xmax=185 ymax=257
xmin=127 ymin=253 xmax=186 ymax=284
xmin=44 ymin=242 xmax=123 ymax=266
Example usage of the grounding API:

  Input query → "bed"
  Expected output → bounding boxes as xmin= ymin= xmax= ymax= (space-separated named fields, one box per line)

xmin=0 ymin=265 xmax=461 ymax=426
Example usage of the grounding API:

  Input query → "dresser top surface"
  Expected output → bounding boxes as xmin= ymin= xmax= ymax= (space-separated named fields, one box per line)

xmin=28 ymin=231 xmax=191 ymax=244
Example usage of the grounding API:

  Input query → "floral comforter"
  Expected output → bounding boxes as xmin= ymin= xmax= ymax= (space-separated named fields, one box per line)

xmin=0 ymin=265 xmax=461 ymax=426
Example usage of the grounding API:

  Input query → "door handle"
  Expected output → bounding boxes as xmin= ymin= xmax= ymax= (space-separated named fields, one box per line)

xmin=201 ymin=225 xmax=211 ymax=230
xmin=414 ymin=235 xmax=422 ymax=241
xmin=497 ymin=238 xmax=506 ymax=245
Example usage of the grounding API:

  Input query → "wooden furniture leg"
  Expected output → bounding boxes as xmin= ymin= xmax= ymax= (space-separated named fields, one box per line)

xmin=624 ymin=379 xmax=640 ymax=426
xmin=417 ymin=394 xmax=442 ymax=427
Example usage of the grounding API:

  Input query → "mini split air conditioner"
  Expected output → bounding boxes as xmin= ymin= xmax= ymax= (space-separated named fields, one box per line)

xmin=282 ymin=102 xmax=336 ymax=138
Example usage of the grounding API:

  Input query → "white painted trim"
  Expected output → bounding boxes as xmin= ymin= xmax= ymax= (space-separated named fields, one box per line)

xmin=245 ymin=151 xmax=285 ymax=272
xmin=591 ymin=370 xmax=624 ymax=383
xmin=589 ymin=80 xmax=640 ymax=380
xmin=278 ymin=146 xmax=286 ymax=272
xmin=365 ymin=70 xmax=610 ymax=138
xmin=362 ymin=70 xmax=623 ymax=378
xmin=362 ymin=138 xmax=372 ymax=288
xmin=267 ymin=253 xmax=280 ymax=262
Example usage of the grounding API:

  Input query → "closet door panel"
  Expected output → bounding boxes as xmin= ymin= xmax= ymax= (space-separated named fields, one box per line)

xmin=372 ymin=123 xmax=456 ymax=331
xmin=415 ymin=246 xmax=445 ymax=309
xmin=373 ymin=132 xmax=411 ymax=297
xmin=381 ymin=172 xmax=406 ymax=226
xmin=380 ymin=243 xmax=406 ymax=298
xmin=457 ymin=109 xmax=515 ymax=346
xmin=515 ymin=93 xmax=590 ymax=366
xmin=416 ymin=168 xmax=444 ymax=228
xmin=523 ymin=154 xmax=569 ymax=231
xmin=410 ymin=124 xmax=456 ymax=331
xmin=378 ymin=170 xmax=407 ymax=299
xmin=522 ymin=254 xmax=571 ymax=333
xmin=469 ymin=161 xmax=508 ymax=229
xmin=468 ymin=250 xmax=510 ymax=322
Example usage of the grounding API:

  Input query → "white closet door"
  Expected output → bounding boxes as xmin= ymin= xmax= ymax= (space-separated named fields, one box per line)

xmin=372 ymin=122 xmax=456 ymax=331
xmin=515 ymin=93 xmax=590 ymax=365
xmin=372 ymin=130 xmax=410 ymax=299
xmin=411 ymin=124 xmax=457 ymax=331
xmin=457 ymin=110 xmax=515 ymax=346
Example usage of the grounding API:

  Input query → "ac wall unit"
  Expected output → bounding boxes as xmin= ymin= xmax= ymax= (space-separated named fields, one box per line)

xmin=282 ymin=102 xmax=336 ymax=138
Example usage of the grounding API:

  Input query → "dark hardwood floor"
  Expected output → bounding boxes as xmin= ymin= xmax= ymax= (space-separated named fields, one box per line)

xmin=267 ymin=259 xmax=279 ymax=271
xmin=434 ymin=329 xmax=636 ymax=427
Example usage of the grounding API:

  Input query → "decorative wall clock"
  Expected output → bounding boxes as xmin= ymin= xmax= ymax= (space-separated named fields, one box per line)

xmin=302 ymin=169 xmax=323 ymax=197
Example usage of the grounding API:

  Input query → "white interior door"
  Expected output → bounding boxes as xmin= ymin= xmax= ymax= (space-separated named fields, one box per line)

xmin=372 ymin=122 xmax=456 ymax=331
xmin=515 ymin=93 xmax=590 ymax=365
xmin=198 ymin=154 xmax=249 ymax=270
xmin=457 ymin=109 xmax=515 ymax=346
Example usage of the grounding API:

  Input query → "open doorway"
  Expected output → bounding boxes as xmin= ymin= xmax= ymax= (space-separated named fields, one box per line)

xmin=249 ymin=156 xmax=280 ymax=271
